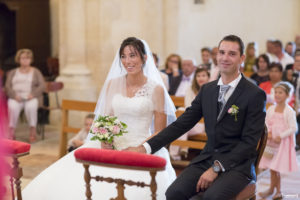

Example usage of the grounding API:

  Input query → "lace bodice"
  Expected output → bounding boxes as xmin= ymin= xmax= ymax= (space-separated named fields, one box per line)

xmin=112 ymin=80 xmax=157 ymax=150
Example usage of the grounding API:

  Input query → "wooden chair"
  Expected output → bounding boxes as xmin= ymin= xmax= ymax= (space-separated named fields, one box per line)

xmin=233 ymin=125 xmax=268 ymax=200
xmin=190 ymin=125 xmax=268 ymax=200
xmin=243 ymin=71 xmax=253 ymax=78
xmin=59 ymin=99 xmax=96 ymax=157
xmin=46 ymin=57 xmax=59 ymax=81
xmin=3 ymin=139 xmax=31 ymax=200
xmin=37 ymin=81 xmax=64 ymax=139
xmin=74 ymin=148 xmax=166 ymax=200
xmin=170 ymin=96 xmax=185 ymax=107
xmin=171 ymin=110 xmax=207 ymax=151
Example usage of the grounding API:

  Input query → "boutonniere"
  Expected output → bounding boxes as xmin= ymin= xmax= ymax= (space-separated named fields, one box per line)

xmin=228 ymin=105 xmax=239 ymax=122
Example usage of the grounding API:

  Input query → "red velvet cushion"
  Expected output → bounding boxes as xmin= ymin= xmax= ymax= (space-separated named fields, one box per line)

xmin=2 ymin=139 xmax=31 ymax=155
xmin=75 ymin=148 xmax=166 ymax=169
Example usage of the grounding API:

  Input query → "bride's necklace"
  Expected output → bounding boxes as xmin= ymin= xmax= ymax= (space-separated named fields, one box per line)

xmin=126 ymin=76 xmax=147 ymax=95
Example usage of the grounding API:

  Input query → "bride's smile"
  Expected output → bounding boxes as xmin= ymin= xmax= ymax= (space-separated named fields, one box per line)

xmin=121 ymin=45 xmax=146 ymax=75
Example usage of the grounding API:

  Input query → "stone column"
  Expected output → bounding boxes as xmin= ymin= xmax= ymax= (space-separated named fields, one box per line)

xmin=52 ymin=0 xmax=97 ymax=126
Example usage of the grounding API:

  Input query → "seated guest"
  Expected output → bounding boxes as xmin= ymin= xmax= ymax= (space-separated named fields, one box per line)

xmin=152 ymin=53 xmax=169 ymax=90
xmin=243 ymin=42 xmax=257 ymax=73
xmin=161 ymin=54 xmax=182 ymax=88
xmin=282 ymin=64 xmax=297 ymax=89
xmin=250 ymin=54 xmax=270 ymax=85
xmin=265 ymin=39 xmax=277 ymax=63
xmin=209 ymin=47 xmax=220 ymax=81
xmin=68 ymin=113 xmax=94 ymax=152
xmin=259 ymin=62 xmax=283 ymax=104
xmin=294 ymin=54 xmax=300 ymax=110
xmin=199 ymin=47 xmax=212 ymax=70
xmin=169 ymin=58 xmax=196 ymax=96
xmin=169 ymin=68 xmax=209 ymax=160
xmin=259 ymin=62 xmax=294 ymax=107
xmin=5 ymin=49 xmax=46 ymax=142
xmin=285 ymin=41 xmax=296 ymax=57
xmin=272 ymin=40 xmax=294 ymax=70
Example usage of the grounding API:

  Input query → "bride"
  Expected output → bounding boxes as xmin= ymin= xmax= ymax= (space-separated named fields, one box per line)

xmin=23 ymin=37 xmax=177 ymax=200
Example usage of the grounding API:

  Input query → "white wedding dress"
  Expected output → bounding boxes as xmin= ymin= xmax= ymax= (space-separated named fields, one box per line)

xmin=23 ymin=79 xmax=176 ymax=200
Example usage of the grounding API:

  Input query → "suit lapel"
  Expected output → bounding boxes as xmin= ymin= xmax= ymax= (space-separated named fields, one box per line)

xmin=217 ymin=76 xmax=246 ymax=123
xmin=211 ymin=84 xmax=219 ymax=124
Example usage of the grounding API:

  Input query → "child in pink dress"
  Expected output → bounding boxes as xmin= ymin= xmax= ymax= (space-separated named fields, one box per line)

xmin=259 ymin=81 xmax=299 ymax=200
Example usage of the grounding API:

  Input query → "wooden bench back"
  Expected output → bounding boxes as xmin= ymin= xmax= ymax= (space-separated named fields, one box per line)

xmin=59 ymin=99 xmax=96 ymax=157
xmin=171 ymin=110 xmax=207 ymax=150
xmin=170 ymin=96 xmax=185 ymax=107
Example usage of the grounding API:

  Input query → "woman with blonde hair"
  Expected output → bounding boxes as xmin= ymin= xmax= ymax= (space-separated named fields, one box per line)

xmin=161 ymin=54 xmax=182 ymax=89
xmin=5 ymin=49 xmax=45 ymax=142
xmin=244 ymin=42 xmax=257 ymax=73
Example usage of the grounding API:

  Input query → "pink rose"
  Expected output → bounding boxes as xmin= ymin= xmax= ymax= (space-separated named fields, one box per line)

xmin=228 ymin=108 xmax=233 ymax=113
xmin=99 ymin=127 xmax=107 ymax=134
xmin=93 ymin=127 xmax=99 ymax=133
xmin=112 ymin=125 xmax=120 ymax=134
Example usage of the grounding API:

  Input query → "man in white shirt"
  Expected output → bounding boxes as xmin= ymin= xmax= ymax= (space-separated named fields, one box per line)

xmin=169 ymin=58 xmax=196 ymax=96
xmin=265 ymin=39 xmax=277 ymax=63
xmin=200 ymin=47 xmax=212 ymax=70
xmin=272 ymin=40 xmax=294 ymax=70
xmin=209 ymin=47 xmax=220 ymax=81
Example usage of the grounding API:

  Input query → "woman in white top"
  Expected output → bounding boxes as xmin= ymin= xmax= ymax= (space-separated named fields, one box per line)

xmin=5 ymin=49 xmax=45 ymax=142
xmin=170 ymin=68 xmax=210 ymax=160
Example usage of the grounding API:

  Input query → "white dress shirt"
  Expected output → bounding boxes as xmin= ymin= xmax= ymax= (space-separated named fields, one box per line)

xmin=175 ymin=73 xmax=194 ymax=97
xmin=273 ymin=52 xmax=294 ymax=70
xmin=143 ymin=73 xmax=243 ymax=156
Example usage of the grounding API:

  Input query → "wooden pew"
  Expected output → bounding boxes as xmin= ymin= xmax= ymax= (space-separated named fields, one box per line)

xmin=170 ymin=95 xmax=185 ymax=107
xmin=59 ymin=99 xmax=96 ymax=158
xmin=170 ymin=110 xmax=207 ymax=152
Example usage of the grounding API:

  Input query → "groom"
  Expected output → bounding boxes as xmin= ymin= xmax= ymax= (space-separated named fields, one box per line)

xmin=128 ymin=35 xmax=266 ymax=200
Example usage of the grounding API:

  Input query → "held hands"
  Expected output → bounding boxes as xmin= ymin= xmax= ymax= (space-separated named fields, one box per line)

xmin=170 ymin=63 xmax=179 ymax=77
xmin=15 ymin=95 xmax=22 ymax=102
xmin=27 ymin=94 xmax=34 ymax=100
xmin=123 ymin=145 xmax=146 ymax=154
xmin=196 ymin=167 xmax=218 ymax=192
xmin=268 ymin=131 xmax=281 ymax=144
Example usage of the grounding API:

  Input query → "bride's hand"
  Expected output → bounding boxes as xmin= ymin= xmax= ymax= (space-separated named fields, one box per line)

xmin=101 ymin=142 xmax=113 ymax=149
xmin=123 ymin=145 xmax=146 ymax=154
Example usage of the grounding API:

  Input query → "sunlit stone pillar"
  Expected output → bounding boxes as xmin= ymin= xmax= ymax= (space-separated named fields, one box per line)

xmin=52 ymin=0 xmax=97 ymax=127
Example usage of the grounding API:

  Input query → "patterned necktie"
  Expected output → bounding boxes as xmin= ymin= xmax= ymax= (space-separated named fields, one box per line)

xmin=218 ymin=85 xmax=230 ymax=116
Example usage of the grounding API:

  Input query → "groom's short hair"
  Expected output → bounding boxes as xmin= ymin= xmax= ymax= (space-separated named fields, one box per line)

xmin=218 ymin=35 xmax=244 ymax=56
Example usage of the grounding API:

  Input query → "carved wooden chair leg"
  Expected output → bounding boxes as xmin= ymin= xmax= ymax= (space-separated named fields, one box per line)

xmin=3 ymin=140 xmax=31 ymax=200
xmin=84 ymin=164 xmax=92 ymax=200
xmin=149 ymin=171 xmax=157 ymax=200
xmin=9 ymin=174 xmax=15 ymax=200
xmin=113 ymin=179 xmax=126 ymax=200
xmin=13 ymin=157 xmax=23 ymax=200
xmin=109 ymin=179 xmax=126 ymax=200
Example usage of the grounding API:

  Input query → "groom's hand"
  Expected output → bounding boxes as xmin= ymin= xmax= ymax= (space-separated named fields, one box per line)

xmin=123 ymin=145 xmax=146 ymax=154
xmin=196 ymin=167 xmax=218 ymax=192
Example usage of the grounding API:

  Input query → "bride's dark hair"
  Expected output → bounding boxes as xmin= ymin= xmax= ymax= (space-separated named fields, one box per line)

xmin=119 ymin=37 xmax=146 ymax=64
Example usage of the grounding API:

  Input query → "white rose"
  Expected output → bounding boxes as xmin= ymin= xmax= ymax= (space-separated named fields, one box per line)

xmin=94 ymin=122 xmax=101 ymax=127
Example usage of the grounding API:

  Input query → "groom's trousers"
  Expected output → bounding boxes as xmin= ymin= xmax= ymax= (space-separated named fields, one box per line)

xmin=165 ymin=160 xmax=251 ymax=200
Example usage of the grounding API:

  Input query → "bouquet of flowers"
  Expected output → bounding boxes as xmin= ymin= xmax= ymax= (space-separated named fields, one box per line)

xmin=90 ymin=115 xmax=128 ymax=149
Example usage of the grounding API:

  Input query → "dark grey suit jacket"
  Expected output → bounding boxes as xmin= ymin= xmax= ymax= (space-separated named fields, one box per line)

xmin=148 ymin=75 xmax=266 ymax=179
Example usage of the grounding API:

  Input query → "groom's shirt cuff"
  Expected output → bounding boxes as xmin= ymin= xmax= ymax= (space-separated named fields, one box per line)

xmin=143 ymin=142 xmax=152 ymax=154
xmin=214 ymin=160 xmax=225 ymax=172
